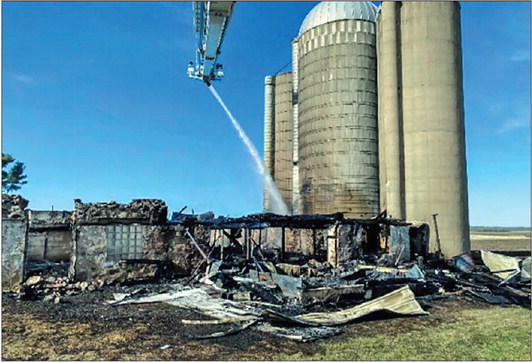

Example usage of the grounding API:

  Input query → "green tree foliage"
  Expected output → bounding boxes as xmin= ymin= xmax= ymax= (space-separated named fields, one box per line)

xmin=2 ymin=153 xmax=27 ymax=193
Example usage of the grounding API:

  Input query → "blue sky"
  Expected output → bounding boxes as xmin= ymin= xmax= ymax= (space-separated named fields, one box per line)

xmin=2 ymin=1 xmax=530 ymax=226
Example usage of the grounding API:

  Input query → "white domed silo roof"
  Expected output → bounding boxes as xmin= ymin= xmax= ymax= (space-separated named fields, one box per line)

xmin=299 ymin=1 xmax=378 ymax=36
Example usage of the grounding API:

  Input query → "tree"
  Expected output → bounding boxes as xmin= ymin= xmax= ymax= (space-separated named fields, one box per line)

xmin=2 ymin=153 xmax=27 ymax=193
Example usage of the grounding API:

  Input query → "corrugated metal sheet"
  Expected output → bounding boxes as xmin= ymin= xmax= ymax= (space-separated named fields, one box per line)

xmin=263 ymin=285 xmax=427 ymax=326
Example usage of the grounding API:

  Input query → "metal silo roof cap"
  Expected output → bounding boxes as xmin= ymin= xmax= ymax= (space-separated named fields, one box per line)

xmin=299 ymin=1 xmax=379 ymax=36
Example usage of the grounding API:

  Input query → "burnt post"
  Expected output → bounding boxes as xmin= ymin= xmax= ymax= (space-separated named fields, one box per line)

xmin=245 ymin=227 xmax=251 ymax=260
xmin=432 ymin=213 xmax=443 ymax=255
xmin=281 ymin=227 xmax=285 ymax=262
xmin=312 ymin=228 xmax=317 ymax=257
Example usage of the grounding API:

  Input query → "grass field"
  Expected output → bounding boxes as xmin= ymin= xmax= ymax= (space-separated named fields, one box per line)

xmin=276 ymin=306 xmax=531 ymax=361
xmin=2 ymin=297 xmax=530 ymax=361
xmin=470 ymin=227 xmax=530 ymax=251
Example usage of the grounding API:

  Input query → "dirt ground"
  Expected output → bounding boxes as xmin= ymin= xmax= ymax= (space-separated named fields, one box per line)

xmin=1 ymin=282 xmax=527 ymax=361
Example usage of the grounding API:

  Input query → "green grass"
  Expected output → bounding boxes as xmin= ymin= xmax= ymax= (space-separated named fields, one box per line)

xmin=274 ymin=307 xmax=531 ymax=361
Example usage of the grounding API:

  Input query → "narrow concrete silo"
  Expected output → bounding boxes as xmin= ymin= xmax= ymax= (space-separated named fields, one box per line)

xmin=291 ymin=39 xmax=301 ymax=214
xmin=400 ymin=1 xmax=470 ymax=257
xmin=272 ymin=72 xmax=294 ymax=212
xmin=296 ymin=1 xmax=380 ymax=217
xmin=377 ymin=1 xmax=406 ymax=220
xmin=263 ymin=76 xmax=275 ymax=211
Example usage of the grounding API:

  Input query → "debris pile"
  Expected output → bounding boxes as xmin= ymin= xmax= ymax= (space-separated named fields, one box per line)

xmin=102 ymin=245 xmax=530 ymax=342
xmin=72 ymin=199 xmax=168 ymax=224
xmin=2 ymin=194 xmax=29 ymax=219
xmin=17 ymin=274 xmax=102 ymax=302
xmin=6 ymin=208 xmax=531 ymax=342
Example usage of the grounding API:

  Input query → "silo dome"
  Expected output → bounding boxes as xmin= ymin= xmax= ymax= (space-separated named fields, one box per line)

xmin=299 ymin=1 xmax=378 ymax=36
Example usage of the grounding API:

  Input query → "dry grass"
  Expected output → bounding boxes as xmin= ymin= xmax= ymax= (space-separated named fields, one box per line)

xmin=2 ymin=299 xmax=530 ymax=361
xmin=470 ymin=228 xmax=530 ymax=251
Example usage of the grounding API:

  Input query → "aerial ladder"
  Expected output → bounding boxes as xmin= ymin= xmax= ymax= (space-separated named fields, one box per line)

xmin=188 ymin=1 xmax=236 ymax=85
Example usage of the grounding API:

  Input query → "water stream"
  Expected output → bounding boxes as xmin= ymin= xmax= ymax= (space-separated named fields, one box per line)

xmin=208 ymin=85 xmax=289 ymax=215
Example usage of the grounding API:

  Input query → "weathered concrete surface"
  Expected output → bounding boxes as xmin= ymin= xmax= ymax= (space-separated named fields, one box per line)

xmin=2 ymin=219 xmax=27 ymax=290
xmin=400 ymin=1 xmax=470 ymax=257
xmin=27 ymin=230 xmax=72 ymax=262
xmin=27 ymin=210 xmax=72 ymax=262
xmin=263 ymin=76 xmax=275 ymax=212
xmin=291 ymin=39 xmax=301 ymax=214
xmin=69 ymin=224 xmax=173 ymax=281
xmin=377 ymin=2 xmax=470 ymax=257
xmin=272 ymin=73 xmax=294 ymax=213
xmin=377 ymin=1 xmax=406 ymax=220
xmin=72 ymin=199 xmax=168 ymax=224
xmin=298 ymin=19 xmax=380 ymax=217
xmin=2 ymin=194 xmax=28 ymax=219
xmin=263 ymin=72 xmax=294 ymax=213
xmin=28 ymin=210 xmax=71 ymax=228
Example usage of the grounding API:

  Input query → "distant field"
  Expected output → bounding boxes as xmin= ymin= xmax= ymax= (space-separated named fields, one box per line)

xmin=470 ymin=227 xmax=531 ymax=251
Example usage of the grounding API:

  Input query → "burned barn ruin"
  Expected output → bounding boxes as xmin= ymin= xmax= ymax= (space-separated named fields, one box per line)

xmin=2 ymin=195 xmax=430 ymax=289
xmin=2 ymin=195 xmax=530 ymax=341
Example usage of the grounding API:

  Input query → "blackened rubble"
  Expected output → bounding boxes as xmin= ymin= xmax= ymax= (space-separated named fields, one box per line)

xmin=3 ymin=200 xmax=531 ymax=342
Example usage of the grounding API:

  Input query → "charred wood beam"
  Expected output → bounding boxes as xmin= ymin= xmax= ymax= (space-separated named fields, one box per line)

xmin=281 ymin=227 xmax=286 ymax=262
xmin=185 ymin=229 xmax=210 ymax=262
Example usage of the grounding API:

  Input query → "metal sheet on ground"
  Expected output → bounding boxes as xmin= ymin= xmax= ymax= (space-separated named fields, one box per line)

xmin=481 ymin=250 xmax=521 ymax=280
xmin=263 ymin=285 xmax=427 ymax=326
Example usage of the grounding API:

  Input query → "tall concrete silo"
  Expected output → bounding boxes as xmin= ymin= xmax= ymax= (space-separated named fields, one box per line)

xmin=263 ymin=76 xmax=275 ymax=211
xmin=377 ymin=1 xmax=406 ymax=220
xmin=291 ymin=39 xmax=301 ymax=214
xmin=263 ymin=73 xmax=294 ymax=213
xmin=401 ymin=1 xmax=470 ymax=257
xmin=296 ymin=1 xmax=380 ymax=217
xmin=377 ymin=1 xmax=470 ymax=257
xmin=272 ymin=73 xmax=294 ymax=212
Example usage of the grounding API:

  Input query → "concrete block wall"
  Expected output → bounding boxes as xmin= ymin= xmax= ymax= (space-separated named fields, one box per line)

xmin=2 ymin=219 xmax=27 ymax=290
xmin=69 ymin=224 xmax=175 ymax=281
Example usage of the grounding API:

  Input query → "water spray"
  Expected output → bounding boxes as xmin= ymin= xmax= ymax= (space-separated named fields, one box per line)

xmin=207 ymin=85 xmax=289 ymax=215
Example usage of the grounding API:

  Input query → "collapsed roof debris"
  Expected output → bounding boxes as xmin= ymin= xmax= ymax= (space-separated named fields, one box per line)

xmin=2 ymin=194 xmax=29 ymax=219
xmin=2 ymin=198 xmax=530 ymax=342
